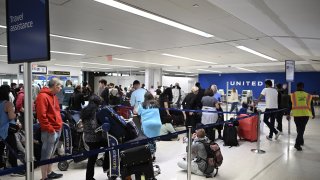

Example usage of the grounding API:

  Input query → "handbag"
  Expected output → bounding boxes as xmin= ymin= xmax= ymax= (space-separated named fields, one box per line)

xmin=8 ymin=123 xmax=20 ymax=133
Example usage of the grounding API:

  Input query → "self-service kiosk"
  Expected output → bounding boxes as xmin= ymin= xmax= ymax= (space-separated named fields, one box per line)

xmin=241 ymin=90 xmax=253 ymax=104
xmin=227 ymin=89 xmax=239 ymax=102
xmin=218 ymin=89 xmax=225 ymax=102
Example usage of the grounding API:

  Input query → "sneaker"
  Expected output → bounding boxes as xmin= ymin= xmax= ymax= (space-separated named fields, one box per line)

xmin=275 ymin=132 xmax=281 ymax=140
xmin=294 ymin=145 xmax=303 ymax=151
xmin=183 ymin=137 xmax=188 ymax=143
xmin=47 ymin=171 xmax=63 ymax=179
xmin=11 ymin=171 xmax=25 ymax=177
xmin=266 ymin=136 xmax=272 ymax=141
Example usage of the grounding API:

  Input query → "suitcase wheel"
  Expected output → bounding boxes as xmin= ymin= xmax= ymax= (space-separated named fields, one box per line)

xmin=58 ymin=161 xmax=69 ymax=171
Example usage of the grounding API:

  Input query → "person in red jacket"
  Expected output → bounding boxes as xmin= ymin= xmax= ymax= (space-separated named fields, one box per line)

xmin=15 ymin=86 xmax=25 ymax=128
xmin=36 ymin=78 xmax=63 ymax=180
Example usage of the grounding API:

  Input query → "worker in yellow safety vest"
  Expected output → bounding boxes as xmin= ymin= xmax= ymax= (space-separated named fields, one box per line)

xmin=287 ymin=82 xmax=315 ymax=151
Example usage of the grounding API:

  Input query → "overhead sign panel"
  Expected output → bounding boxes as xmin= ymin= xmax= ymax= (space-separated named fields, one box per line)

xmin=285 ymin=60 xmax=295 ymax=82
xmin=6 ymin=0 xmax=50 ymax=64
xmin=19 ymin=65 xmax=47 ymax=74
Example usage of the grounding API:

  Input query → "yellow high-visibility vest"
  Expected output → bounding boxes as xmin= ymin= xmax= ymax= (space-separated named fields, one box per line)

xmin=291 ymin=91 xmax=312 ymax=117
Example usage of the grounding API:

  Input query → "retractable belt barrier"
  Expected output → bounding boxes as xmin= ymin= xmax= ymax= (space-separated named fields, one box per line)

xmin=0 ymin=107 xmax=287 ymax=176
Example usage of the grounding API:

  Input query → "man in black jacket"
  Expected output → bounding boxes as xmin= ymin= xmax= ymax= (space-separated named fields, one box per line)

xmin=98 ymin=79 xmax=109 ymax=105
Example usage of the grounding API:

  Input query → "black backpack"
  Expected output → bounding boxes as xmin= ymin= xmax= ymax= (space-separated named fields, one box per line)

xmin=199 ymin=141 xmax=223 ymax=177
xmin=223 ymin=121 xmax=239 ymax=147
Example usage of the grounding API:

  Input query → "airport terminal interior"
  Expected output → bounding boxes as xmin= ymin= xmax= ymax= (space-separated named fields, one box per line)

xmin=0 ymin=0 xmax=320 ymax=180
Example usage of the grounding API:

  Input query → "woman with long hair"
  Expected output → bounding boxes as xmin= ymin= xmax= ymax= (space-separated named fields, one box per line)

xmin=0 ymin=85 xmax=24 ymax=176
xmin=81 ymin=95 xmax=108 ymax=180
xmin=138 ymin=92 xmax=162 ymax=138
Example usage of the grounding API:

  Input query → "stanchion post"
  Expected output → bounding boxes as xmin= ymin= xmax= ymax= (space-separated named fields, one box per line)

xmin=187 ymin=126 xmax=192 ymax=180
xmin=24 ymin=62 xmax=34 ymax=180
xmin=288 ymin=82 xmax=291 ymax=135
xmin=251 ymin=111 xmax=266 ymax=154
xmin=226 ymin=82 xmax=229 ymax=120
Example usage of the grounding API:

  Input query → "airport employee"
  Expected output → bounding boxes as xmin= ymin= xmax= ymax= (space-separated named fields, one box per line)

xmin=287 ymin=82 xmax=315 ymax=151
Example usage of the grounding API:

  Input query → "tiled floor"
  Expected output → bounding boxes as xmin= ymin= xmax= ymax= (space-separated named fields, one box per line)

xmin=1 ymin=108 xmax=320 ymax=180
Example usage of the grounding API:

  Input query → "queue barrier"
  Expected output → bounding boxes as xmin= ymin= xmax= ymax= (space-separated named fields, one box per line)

xmin=0 ymin=108 xmax=287 ymax=176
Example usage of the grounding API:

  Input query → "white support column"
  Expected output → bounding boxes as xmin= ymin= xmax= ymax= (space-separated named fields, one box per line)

xmin=145 ymin=68 xmax=163 ymax=90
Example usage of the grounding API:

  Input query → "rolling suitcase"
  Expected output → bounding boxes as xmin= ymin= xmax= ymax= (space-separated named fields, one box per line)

xmin=120 ymin=145 xmax=156 ymax=180
xmin=237 ymin=114 xmax=258 ymax=142
xmin=223 ymin=121 xmax=239 ymax=147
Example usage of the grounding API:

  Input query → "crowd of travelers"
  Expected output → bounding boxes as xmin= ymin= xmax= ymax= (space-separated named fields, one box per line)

xmin=0 ymin=78 xmax=315 ymax=179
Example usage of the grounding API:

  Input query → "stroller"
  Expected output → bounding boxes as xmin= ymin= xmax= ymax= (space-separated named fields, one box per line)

xmin=96 ymin=106 xmax=161 ymax=180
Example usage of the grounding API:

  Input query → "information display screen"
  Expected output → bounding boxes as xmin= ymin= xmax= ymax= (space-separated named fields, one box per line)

xmin=6 ymin=0 xmax=50 ymax=64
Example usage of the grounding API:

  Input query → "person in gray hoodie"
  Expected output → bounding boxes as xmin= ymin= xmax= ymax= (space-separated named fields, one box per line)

xmin=178 ymin=128 xmax=209 ymax=176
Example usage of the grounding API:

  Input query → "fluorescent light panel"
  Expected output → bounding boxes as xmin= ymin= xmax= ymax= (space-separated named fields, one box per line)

xmin=51 ymin=51 xmax=85 ymax=56
xmin=0 ymin=24 xmax=132 ymax=49
xmin=94 ymin=0 xmax=214 ymax=38
xmin=0 ymin=44 xmax=7 ymax=48
xmin=236 ymin=67 xmax=257 ymax=72
xmin=162 ymin=53 xmax=217 ymax=64
xmin=197 ymin=69 xmax=221 ymax=73
xmin=165 ymin=69 xmax=195 ymax=74
xmin=113 ymin=58 xmax=172 ymax=67
xmin=236 ymin=46 xmax=277 ymax=61
xmin=50 ymin=34 xmax=132 ymax=49
xmin=84 ymin=67 xmax=111 ymax=70
xmin=80 ymin=62 xmax=138 ymax=68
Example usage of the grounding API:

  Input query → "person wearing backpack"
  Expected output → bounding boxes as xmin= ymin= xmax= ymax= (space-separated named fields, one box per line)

xmin=178 ymin=129 xmax=223 ymax=177
xmin=178 ymin=129 xmax=209 ymax=176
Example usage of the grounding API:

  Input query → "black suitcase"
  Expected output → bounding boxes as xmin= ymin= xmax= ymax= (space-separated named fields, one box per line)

xmin=120 ymin=145 xmax=152 ymax=167
xmin=223 ymin=122 xmax=239 ymax=147
xmin=120 ymin=145 xmax=155 ymax=179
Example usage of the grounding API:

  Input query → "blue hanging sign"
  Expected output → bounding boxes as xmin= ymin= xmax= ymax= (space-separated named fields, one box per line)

xmin=6 ymin=0 xmax=50 ymax=64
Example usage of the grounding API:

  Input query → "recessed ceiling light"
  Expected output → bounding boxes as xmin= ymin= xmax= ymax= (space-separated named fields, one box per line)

xmin=80 ymin=62 xmax=138 ymax=68
xmin=51 ymin=51 xmax=85 ymax=56
xmin=236 ymin=46 xmax=277 ymax=61
xmin=50 ymin=34 xmax=132 ymax=49
xmin=94 ymin=0 xmax=214 ymax=38
xmin=236 ymin=67 xmax=257 ymax=72
xmin=197 ymin=69 xmax=221 ymax=73
xmin=0 ymin=44 xmax=7 ymax=48
xmin=113 ymin=58 xmax=172 ymax=66
xmin=162 ymin=53 xmax=217 ymax=64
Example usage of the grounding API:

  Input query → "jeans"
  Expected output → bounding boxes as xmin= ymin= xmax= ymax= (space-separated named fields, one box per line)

xmin=294 ymin=117 xmax=309 ymax=147
xmin=230 ymin=102 xmax=238 ymax=113
xmin=41 ymin=131 xmax=61 ymax=161
xmin=263 ymin=109 xmax=278 ymax=138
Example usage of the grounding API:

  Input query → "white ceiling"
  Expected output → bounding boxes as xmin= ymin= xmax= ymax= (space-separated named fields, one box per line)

xmin=0 ymin=0 xmax=319 ymax=74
